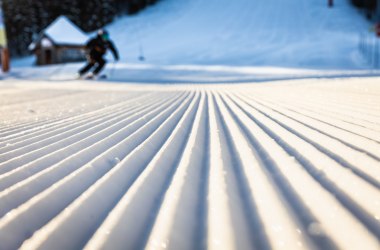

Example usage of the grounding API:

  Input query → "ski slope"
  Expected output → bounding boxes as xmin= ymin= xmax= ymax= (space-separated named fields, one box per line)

xmin=0 ymin=78 xmax=380 ymax=249
xmin=10 ymin=0 xmax=377 ymax=82
xmin=107 ymin=0 xmax=371 ymax=68
xmin=10 ymin=0 xmax=373 ymax=71
xmin=1 ymin=0 xmax=380 ymax=249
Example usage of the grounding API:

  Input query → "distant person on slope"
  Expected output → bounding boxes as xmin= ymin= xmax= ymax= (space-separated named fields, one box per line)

xmin=78 ymin=29 xmax=119 ymax=79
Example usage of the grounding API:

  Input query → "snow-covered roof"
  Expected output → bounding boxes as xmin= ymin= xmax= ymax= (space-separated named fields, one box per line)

xmin=42 ymin=16 xmax=88 ymax=46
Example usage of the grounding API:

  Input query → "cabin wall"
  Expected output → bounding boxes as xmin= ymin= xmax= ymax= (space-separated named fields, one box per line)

xmin=35 ymin=46 xmax=86 ymax=65
xmin=35 ymin=47 xmax=56 ymax=65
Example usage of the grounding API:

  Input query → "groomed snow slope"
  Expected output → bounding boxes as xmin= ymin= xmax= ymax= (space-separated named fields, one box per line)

xmin=1 ymin=0 xmax=380 ymax=249
xmin=0 ymin=78 xmax=380 ymax=250
xmin=10 ymin=0 xmax=377 ymax=82
xmin=108 ymin=0 xmax=370 ymax=68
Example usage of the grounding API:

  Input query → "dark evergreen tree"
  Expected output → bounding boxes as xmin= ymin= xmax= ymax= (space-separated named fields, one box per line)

xmin=350 ymin=0 xmax=377 ymax=19
xmin=2 ymin=0 xmax=160 ymax=57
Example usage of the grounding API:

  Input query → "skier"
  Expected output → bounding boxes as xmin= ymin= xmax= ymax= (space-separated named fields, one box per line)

xmin=78 ymin=29 xmax=119 ymax=79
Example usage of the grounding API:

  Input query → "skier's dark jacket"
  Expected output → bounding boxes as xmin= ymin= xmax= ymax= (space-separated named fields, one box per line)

xmin=86 ymin=35 xmax=119 ymax=61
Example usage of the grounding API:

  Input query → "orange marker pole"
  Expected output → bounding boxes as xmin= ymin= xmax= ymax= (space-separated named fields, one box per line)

xmin=1 ymin=46 xmax=9 ymax=72
xmin=0 ymin=0 xmax=10 ymax=72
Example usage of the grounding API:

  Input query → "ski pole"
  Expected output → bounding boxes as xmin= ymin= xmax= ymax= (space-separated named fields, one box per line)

xmin=109 ymin=61 xmax=117 ymax=79
xmin=138 ymin=43 xmax=145 ymax=61
xmin=134 ymin=19 xmax=146 ymax=61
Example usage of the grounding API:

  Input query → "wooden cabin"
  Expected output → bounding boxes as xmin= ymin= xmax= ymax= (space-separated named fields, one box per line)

xmin=29 ymin=16 xmax=89 ymax=65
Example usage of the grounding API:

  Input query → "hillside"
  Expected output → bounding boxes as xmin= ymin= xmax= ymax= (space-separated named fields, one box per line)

xmin=1 ymin=0 xmax=380 ymax=249
xmin=107 ymin=0 xmax=371 ymax=69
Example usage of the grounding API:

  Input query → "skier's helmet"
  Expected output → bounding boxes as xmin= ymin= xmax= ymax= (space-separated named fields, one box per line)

xmin=98 ymin=29 xmax=110 ymax=41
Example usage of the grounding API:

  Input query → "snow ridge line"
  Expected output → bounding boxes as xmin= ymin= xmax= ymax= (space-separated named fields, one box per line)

xmin=211 ymin=93 xmax=272 ymax=250
xmin=0 ymin=91 xmax=155 ymax=148
xmin=224 ymin=94 xmax=380 ymax=243
xmin=0 ymin=89 xmax=87 ymax=108
xmin=255 ymin=95 xmax=380 ymax=144
xmin=252 ymin=93 xmax=380 ymax=144
xmin=82 ymin=92 xmax=201 ymax=250
xmin=144 ymin=92 xmax=209 ymax=250
xmin=216 ymin=92 xmax=338 ymax=250
xmin=0 ymin=91 xmax=188 ymax=218
xmin=0 ymin=90 xmax=106 ymax=133
xmin=285 ymin=97 xmax=380 ymax=132
xmin=206 ymin=90 xmax=236 ymax=250
xmin=257 ymin=85 xmax=380 ymax=120
xmin=241 ymin=95 xmax=380 ymax=162
xmin=0 ymin=91 xmax=151 ymax=141
xmin=0 ymin=81 xmax=380 ymax=249
xmin=220 ymin=92 xmax=380 ymax=250
xmin=233 ymin=93 xmax=380 ymax=189
xmin=214 ymin=92 xmax=309 ymax=250
xmin=0 ymin=92 xmax=184 ymax=193
xmin=0 ymin=91 xmax=194 ymax=249
xmin=0 ymin=92 xmax=165 ymax=160
xmin=0 ymin=92 xmax=181 ymax=177
xmin=280 ymin=90 xmax=380 ymax=124
xmin=17 ymin=91 xmax=199 ymax=250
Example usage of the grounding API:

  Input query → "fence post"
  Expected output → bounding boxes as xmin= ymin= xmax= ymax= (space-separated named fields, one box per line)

xmin=366 ymin=33 xmax=368 ymax=58
xmin=360 ymin=32 xmax=364 ymax=53
xmin=1 ymin=46 xmax=9 ymax=72
xmin=0 ymin=0 xmax=10 ymax=73
xmin=375 ymin=39 xmax=380 ymax=69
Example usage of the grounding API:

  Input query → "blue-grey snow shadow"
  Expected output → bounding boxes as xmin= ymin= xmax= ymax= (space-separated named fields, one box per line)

xmin=6 ymin=63 xmax=380 ymax=84
xmin=103 ymin=64 xmax=380 ymax=84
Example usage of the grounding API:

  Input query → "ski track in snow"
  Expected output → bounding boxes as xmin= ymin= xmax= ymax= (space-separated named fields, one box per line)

xmin=0 ymin=78 xmax=379 ymax=250
xmin=2 ymin=0 xmax=380 ymax=248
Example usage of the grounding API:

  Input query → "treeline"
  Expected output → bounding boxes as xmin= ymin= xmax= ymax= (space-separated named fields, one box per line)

xmin=1 ymin=0 xmax=159 ymax=57
xmin=350 ymin=0 xmax=378 ymax=20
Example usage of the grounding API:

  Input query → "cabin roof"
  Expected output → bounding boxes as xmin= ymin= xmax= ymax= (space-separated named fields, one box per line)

xmin=29 ymin=16 xmax=89 ymax=50
xmin=44 ymin=16 xmax=89 ymax=45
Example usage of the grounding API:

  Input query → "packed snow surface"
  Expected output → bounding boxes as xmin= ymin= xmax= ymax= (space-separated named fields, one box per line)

xmin=0 ymin=78 xmax=380 ymax=249
xmin=1 ymin=0 xmax=380 ymax=249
